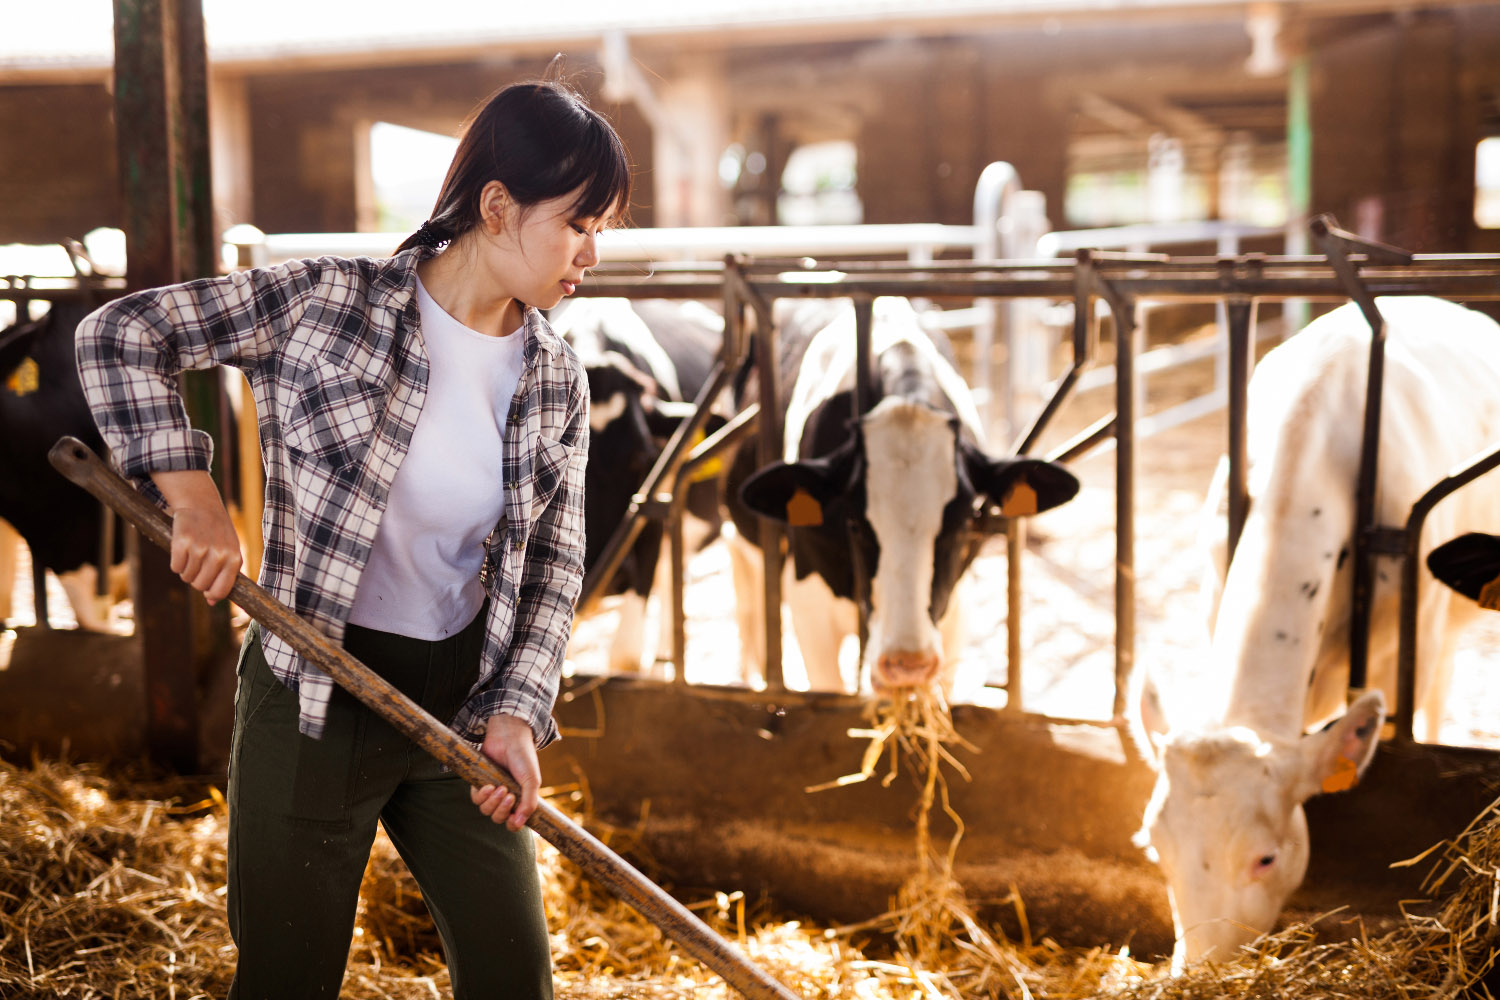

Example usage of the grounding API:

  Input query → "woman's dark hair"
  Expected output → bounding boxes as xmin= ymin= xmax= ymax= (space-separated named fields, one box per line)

xmin=396 ymin=80 xmax=631 ymax=254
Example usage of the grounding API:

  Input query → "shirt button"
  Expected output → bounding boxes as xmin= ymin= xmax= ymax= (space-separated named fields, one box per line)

xmin=512 ymin=539 xmax=524 ymax=551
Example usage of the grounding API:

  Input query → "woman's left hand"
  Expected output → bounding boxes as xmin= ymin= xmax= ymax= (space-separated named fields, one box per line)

xmin=470 ymin=713 xmax=541 ymax=830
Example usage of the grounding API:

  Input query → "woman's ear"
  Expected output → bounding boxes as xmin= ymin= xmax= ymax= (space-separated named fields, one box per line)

xmin=478 ymin=180 xmax=511 ymax=234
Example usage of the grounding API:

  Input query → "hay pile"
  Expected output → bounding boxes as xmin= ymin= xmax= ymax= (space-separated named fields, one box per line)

xmin=0 ymin=751 xmax=1495 ymax=999
xmin=0 ymin=759 xmax=237 ymax=998
xmin=1100 ymin=792 xmax=1500 ymax=1000
xmin=801 ymin=689 xmax=1159 ymax=999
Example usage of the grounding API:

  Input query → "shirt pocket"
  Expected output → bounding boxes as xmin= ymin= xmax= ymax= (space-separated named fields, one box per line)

xmin=528 ymin=436 xmax=573 ymax=523
xmin=282 ymin=357 xmax=385 ymax=471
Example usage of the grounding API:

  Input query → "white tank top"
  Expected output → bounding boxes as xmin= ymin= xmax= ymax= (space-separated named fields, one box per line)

xmin=348 ymin=277 xmax=525 ymax=638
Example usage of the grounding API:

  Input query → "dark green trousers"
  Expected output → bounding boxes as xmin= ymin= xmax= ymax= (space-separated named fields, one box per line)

xmin=226 ymin=614 xmax=552 ymax=999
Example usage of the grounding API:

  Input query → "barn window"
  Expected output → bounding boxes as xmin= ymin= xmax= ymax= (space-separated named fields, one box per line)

xmin=366 ymin=122 xmax=459 ymax=233
xmin=1476 ymin=137 xmax=1500 ymax=229
xmin=777 ymin=141 xmax=862 ymax=226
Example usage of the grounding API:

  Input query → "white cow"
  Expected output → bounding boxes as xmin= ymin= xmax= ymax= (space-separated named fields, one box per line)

xmin=1132 ymin=296 xmax=1500 ymax=971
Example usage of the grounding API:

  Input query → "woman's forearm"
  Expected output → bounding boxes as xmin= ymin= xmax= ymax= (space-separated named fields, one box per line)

xmin=150 ymin=468 xmax=243 ymax=603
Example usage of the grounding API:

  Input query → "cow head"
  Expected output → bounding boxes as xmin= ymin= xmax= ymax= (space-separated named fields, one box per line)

xmin=739 ymin=396 xmax=1078 ymax=694
xmin=1131 ymin=678 xmax=1385 ymax=972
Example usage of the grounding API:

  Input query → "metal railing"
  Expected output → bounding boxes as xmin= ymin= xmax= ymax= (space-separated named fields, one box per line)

xmin=566 ymin=241 xmax=1500 ymax=745
xmin=10 ymin=220 xmax=1500 ymax=745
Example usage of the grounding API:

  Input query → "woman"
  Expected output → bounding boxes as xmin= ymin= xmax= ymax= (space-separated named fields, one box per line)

xmin=76 ymin=79 xmax=629 ymax=998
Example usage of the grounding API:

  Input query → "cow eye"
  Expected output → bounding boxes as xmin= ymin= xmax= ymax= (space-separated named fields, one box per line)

xmin=1252 ymin=852 xmax=1277 ymax=876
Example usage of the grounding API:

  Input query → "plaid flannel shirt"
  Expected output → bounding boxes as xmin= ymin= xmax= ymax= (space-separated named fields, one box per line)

xmin=75 ymin=247 xmax=588 ymax=748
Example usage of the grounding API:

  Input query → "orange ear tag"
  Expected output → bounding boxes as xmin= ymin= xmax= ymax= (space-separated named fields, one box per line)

xmin=1478 ymin=574 xmax=1500 ymax=612
xmin=1321 ymin=753 xmax=1359 ymax=794
xmin=786 ymin=488 xmax=824 ymax=527
xmin=4 ymin=357 xmax=39 ymax=397
xmin=1000 ymin=480 xmax=1038 ymax=518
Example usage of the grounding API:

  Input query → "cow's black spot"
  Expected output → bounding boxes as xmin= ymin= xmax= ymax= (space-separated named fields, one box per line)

xmin=1311 ymin=507 xmax=1322 ymax=517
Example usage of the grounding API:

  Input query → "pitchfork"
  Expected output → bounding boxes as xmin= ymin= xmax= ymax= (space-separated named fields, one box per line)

xmin=48 ymin=435 xmax=800 ymax=1000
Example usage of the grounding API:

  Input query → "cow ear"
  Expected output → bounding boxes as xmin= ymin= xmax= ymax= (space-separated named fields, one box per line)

xmin=739 ymin=441 xmax=853 ymax=526
xmin=1126 ymin=665 xmax=1171 ymax=769
xmin=1294 ymin=689 xmax=1385 ymax=802
xmin=965 ymin=448 xmax=1081 ymax=516
xmin=1426 ymin=531 xmax=1500 ymax=608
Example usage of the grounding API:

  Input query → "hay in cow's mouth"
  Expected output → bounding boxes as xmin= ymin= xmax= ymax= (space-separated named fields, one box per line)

xmin=0 ymin=752 xmax=1495 ymax=999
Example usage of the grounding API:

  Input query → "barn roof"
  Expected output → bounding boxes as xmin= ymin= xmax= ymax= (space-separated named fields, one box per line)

xmin=1 ymin=0 xmax=1481 ymax=80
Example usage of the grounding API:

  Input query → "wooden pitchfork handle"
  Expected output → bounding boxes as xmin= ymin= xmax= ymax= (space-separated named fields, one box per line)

xmin=48 ymin=436 xmax=801 ymax=1000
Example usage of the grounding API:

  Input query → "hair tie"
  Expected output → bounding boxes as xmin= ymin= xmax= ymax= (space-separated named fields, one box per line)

xmin=413 ymin=219 xmax=449 ymax=251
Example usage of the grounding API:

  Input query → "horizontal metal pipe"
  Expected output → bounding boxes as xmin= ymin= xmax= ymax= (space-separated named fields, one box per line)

xmin=575 ymin=272 xmax=1500 ymax=303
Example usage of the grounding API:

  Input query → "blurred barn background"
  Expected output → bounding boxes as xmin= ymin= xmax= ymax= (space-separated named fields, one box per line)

xmin=4 ymin=0 xmax=1499 ymax=251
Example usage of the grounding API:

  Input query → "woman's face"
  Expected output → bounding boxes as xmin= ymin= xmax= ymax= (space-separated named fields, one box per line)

xmin=485 ymin=184 xmax=616 ymax=311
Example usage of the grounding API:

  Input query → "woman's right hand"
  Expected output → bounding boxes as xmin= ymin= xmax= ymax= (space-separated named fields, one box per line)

xmin=150 ymin=469 xmax=243 ymax=604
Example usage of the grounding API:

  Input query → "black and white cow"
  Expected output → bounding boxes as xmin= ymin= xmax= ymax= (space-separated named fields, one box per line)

xmin=550 ymin=296 xmax=727 ymax=672
xmin=727 ymin=296 xmax=1080 ymax=696
xmin=0 ymin=297 xmax=128 ymax=629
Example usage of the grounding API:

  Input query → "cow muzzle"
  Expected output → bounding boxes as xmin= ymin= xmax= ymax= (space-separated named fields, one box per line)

xmin=872 ymin=649 xmax=941 ymax=692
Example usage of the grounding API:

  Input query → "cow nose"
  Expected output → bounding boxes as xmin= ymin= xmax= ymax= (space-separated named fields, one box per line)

xmin=873 ymin=649 xmax=941 ymax=691
xmin=1180 ymin=920 xmax=1258 ymax=971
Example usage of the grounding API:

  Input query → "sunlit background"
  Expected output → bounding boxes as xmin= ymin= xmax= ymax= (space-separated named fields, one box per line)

xmin=9 ymin=0 xmax=1497 ymax=255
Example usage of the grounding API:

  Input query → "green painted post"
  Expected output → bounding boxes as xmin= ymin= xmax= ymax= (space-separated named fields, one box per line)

xmin=1285 ymin=51 xmax=1312 ymax=333
xmin=112 ymin=0 xmax=225 ymax=772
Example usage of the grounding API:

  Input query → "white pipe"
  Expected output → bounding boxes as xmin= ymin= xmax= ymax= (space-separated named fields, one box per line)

xmin=971 ymin=161 xmax=1022 ymax=435
xmin=1035 ymin=220 xmax=1278 ymax=256
xmin=228 ymin=219 xmax=1276 ymax=269
xmin=232 ymin=223 xmax=986 ymax=265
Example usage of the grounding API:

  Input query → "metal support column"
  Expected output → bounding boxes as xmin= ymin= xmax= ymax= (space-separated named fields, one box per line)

xmin=1311 ymin=214 xmax=1413 ymax=698
xmin=1004 ymin=517 xmax=1024 ymax=713
xmin=1225 ymin=294 xmax=1257 ymax=557
xmin=851 ymin=296 xmax=875 ymax=659
xmin=1094 ymin=263 xmax=1139 ymax=724
xmin=746 ymin=262 xmax=786 ymax=692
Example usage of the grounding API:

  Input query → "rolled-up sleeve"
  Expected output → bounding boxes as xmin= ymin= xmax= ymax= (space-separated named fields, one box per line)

xmin=75 ymin=261 xmax=316 ymax=502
